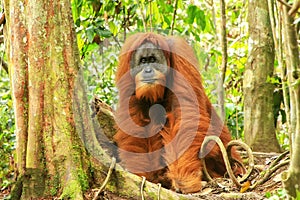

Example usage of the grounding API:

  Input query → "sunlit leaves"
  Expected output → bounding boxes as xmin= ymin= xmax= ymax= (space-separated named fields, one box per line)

xmin=109 ymin=21 xmax=118 ymax=36
xmin=0 ymin=71 xmax=15 ymax=189
xmin=187 ymin=5 xmax=197 ymax=24
xmin=187 ymin=5 xmax=206 ymax=30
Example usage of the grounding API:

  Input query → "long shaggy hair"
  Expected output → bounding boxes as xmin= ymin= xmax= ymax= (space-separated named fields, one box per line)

xmin=113 ymin=32 xmax=241 ymax=193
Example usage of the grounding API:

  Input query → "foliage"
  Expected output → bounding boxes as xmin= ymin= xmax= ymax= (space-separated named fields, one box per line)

xmin=0 ymin=4 xmax=14 ymax=192
xmin=0 ymin=69 xmax=15 ymax=189
xmin=81 ymin=42 xmax=119 ymax=106
xmin=265 ymin=188 xmax=289 ymax=199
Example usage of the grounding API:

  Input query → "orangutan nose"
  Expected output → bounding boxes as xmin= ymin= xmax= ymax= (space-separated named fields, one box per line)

xmin=142 ymin=66 xmax=154 ymax=78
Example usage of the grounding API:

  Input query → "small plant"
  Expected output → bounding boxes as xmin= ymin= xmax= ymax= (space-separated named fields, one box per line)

xmin=0 ymin=70 xmax=15 ymax=190
xmin=265 ymin=188 xmax=288 ymax=199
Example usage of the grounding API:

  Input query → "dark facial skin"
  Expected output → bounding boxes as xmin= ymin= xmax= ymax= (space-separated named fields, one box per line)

xmin=130 ymin=42 xmax=169 ymax=83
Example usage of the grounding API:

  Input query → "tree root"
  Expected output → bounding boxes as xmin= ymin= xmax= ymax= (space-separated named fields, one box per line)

xmin=93 ymin=157 xmax=116 ymax=200
xmin=200 ymin=135 xmax=290 ymax=192
xmin=227 ymin=139 xmax=255 ymax=183
xmin=249 ymin=151 xmax=290 ymax=190
xmin=140 ymin=176 xmax=146 ymax=200
xmin=200 ymin=135 xmax=254 ymax=188
xmin=157 ymin=183 xmax=161 ymax=200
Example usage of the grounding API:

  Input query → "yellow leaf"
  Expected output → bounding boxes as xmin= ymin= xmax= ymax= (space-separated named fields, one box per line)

xmin=240 ymin=181 xmax=251 ymax=193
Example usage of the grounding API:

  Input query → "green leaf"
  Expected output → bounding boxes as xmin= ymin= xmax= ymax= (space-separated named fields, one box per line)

xmin=109 ymin=21 xmax=118 ymax=36
xmin=98 ymin=29 xmax=112 ymax=38
xmin=196 ymin=9 xmax=206 ymax=31
xmin=164 ymin=4 xmax=173 ymax=13
xmin=163 ymin=15 xmax=171 ymax=26
xmin=187 ymin=5 xmax=197 ymax=24
xmin=85 ymin=26 xmax=95 ymax=43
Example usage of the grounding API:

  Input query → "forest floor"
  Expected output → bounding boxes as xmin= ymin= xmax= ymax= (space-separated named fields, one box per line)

xmin=0 ymin=151 xmax=288 ymax=200
xmin=85 ymin=151 xmax=289 ymax=200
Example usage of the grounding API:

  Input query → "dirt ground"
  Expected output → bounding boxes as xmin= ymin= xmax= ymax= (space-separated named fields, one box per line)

xmin=85 ymin=151 xmax=289 ymax=200
xmin=0 ymin=150 xmax=288 ymax=200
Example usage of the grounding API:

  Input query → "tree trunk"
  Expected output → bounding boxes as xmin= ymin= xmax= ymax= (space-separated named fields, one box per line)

xmin=282 ymin=2 xmax=300 ymax=150
xmin=3 ymin=0 xmax=210 ymax=199
xmin=244 ymin=0 xmax=281 ymax=152
xmin=4 ymin=0 xmax=89 ymax=198
xmin=281 ymin=3 xmax=300 ymax=198
xmin=217 ymin=0 xmax=227 ymax=121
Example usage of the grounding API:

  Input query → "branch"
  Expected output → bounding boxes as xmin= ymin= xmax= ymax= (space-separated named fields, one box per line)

xmin=277 ymin=0 xmax=292 ymax=9
xmin=93 ymin=157 xmax=116 ymax=200
xmin=220 ymin=0 xmax=227 ymax=84
xmin=170 ymin=0 xmax=178 ymax=35
xmin=149 ymin=0 xmax=153 ymax=32
xmin=218 ymin=0 xmax=227 ymax=119
xmin=250 ymin=152 xmax=290 ymax=189
xmin=138 ymin=0 xmax=147 ymax=31
xmin=289 ymin=0 xmax=300 ymax=16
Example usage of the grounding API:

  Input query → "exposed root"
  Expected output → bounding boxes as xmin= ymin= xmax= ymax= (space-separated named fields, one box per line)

xmin=200 ymin=136 xmax=246 ymax=188
xmin=227 ymin=140 xmax=255 ymax=183
xmin=200 ymin=136 xmax=290 ymax=193
xmin=250 ymin=151 xmax=290 ymax=190
xmin=93 ymin=157 xmax=116 ymax=200
xmin=157 ymin=183 xmax=161 ymax=200
xmin=140 ymin=176 xmax=146 ymax=200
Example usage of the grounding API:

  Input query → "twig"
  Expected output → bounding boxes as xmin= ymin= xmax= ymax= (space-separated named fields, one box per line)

xmin=93 ymin=157 xmax=116 ymax=200
xmin=250 ymin=151 xmax=290 ymax=189
xmin=289 ymin=0 xmax=300 ymax=16
xmin=138 ymin=0 xmax=147 ymax=31
xmin=218 ymin=0 xmax=227 ymax=119
xmin=170 ymin=0 xmax=178 ymax=35
xmin=250 ymin=160 xmax=289 ymax=189
xmin=140 ymin=176 xmax=146 ymax=200
xmin=277 ymin=0 xmax=292 ymax=9
xmin=268 ymin=150 xmax=289 ymax=169
xmin=220 ymin=0 xmax=227 ymax=84
xmin=149 ymin=0 xmax=153 ymax=32
xmin=239 ymin=151 xmax=282 ymax=158
xmin=157 ymin=183 xmax=161 ymax=200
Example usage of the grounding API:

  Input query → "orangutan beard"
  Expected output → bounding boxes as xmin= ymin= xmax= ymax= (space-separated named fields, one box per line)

xmin=135 ymin=82 xmax=166 ymax=103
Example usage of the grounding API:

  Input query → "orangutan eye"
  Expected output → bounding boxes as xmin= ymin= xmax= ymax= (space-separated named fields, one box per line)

xmin=149 ymin=56 xmax=156 ymax=63
xmin=140 ymin=57 xmax=147 ymax=64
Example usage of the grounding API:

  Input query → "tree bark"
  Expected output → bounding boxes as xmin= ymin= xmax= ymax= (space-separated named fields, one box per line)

xmin=4 ymin=0 xmax=89 ymax=199
xmin=281 ymin=2 xmax=300 ymax=198
xmin=282 ymin=2 xmax=300 ymax=149
xmin=244 ymin=0 xmax=281 ymax=152
xmin=3 ymin=0 xmax=216 ymax=199
xmin=218 ymin=0 xmax=227 ymax=120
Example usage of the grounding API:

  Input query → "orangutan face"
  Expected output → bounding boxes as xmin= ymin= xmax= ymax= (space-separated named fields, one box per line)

xmin=130 ymin=42 xmax=169 ymax=102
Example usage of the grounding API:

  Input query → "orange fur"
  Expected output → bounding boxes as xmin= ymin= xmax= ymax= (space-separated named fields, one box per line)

xmin=114 ymin=32 xmax=242 ymax=193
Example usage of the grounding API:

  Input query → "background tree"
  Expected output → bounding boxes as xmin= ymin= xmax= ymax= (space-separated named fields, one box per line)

xmin=243 ymin=0 xmax=281 ymax=152
xmin=281 ymin=1 xmax=300 ymax=197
